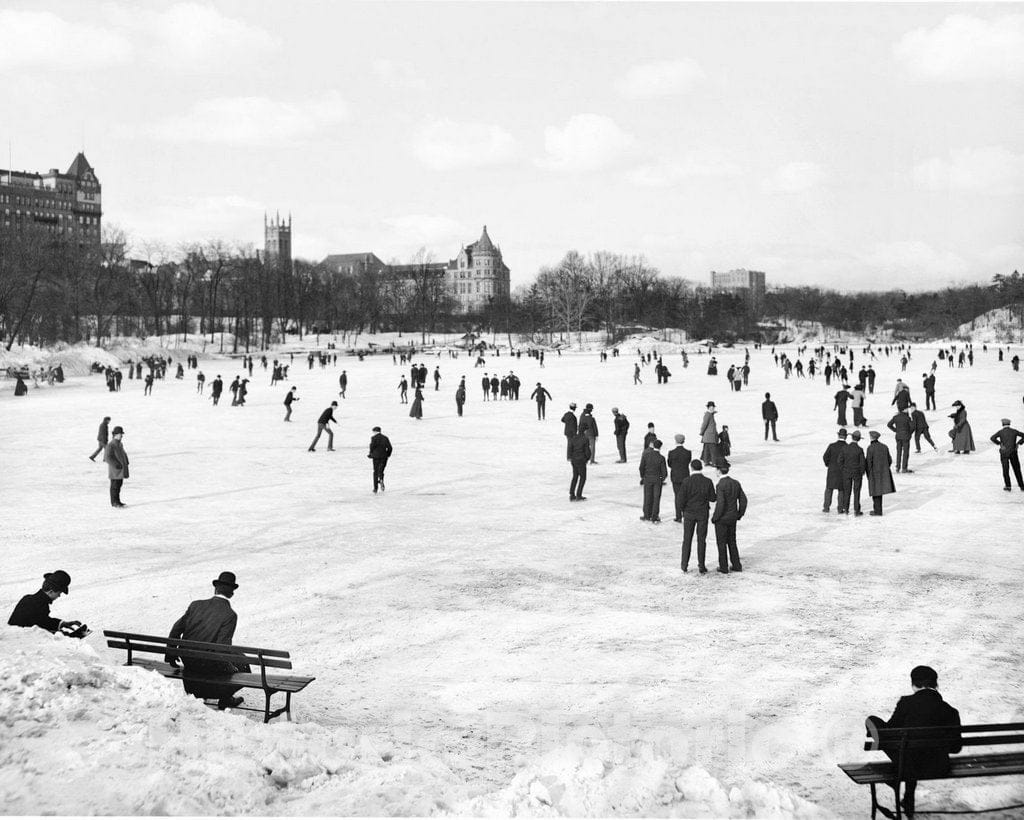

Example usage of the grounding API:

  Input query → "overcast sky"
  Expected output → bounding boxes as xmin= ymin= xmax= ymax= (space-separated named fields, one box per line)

xmin=1 ymin=1 xmax=1021 ymax=291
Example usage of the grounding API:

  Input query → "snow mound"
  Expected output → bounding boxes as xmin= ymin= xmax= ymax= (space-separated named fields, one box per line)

xmin=0 ymin=341 xmax=121 ymax=377
xmin=449 ymin=742 xmax=829 ymax=818
xmin=0 ymin=627 xmax=463 ymax=815
xmin=955 ymin=307 xmax=1024 ymax=343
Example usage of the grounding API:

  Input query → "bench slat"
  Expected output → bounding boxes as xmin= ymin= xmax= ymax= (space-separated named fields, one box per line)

xmin=106 ymin=640 xmax=294 ymax=670
xmin=839 ymin=752 xmax=1024 ymax=784
xmin=127 ymin=658 xmax=315 ymax=692
xmin=103 ymin=630 xmax=290 ymax=658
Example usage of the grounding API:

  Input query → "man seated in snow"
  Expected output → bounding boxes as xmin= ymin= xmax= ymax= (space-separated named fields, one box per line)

xmin=165 ymin=571 xmax=249 ymax=710
xmin=8 ymin=570 xmax=88 ymax=637
xmin=866 ymin=665 xmax=962 ymax=817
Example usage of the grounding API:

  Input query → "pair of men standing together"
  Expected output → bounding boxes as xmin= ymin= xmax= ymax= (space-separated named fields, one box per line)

xmin=677 ymin=461 xmax=747 ymax=574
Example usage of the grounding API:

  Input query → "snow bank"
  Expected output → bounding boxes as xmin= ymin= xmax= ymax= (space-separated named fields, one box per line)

xmin=450 ymin=742 xmax=827 ymax=818
xmin=0 ymin=628 xmax=827 ymax=816
xmin=955 ymin=308 xmax=1024 ymax=344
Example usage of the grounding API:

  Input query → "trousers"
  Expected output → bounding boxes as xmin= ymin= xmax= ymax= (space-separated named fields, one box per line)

xmin=1001 ymin=452 xmax=1024 ymax=489
xmin=616 ymin=434 xmax=627 ymax=461
xmin=839 ymin=477 xmax=863 ymax=513
xmin=570 ymin=460 xmax=587 ymax=498
xmin=309 ymin=423 xmax=333 ymax=450
xmin=681 ymin=517 xmax=709 ymax=570
xmin=109 ymin=479 xmax=123 ymax=506
xmin=895 ymin=438 xmax=910 ymax=471
xmin=713 ymin=521 xmax=741 ymax=572
xmin=642 ymin=481 xmax=663 ymax=520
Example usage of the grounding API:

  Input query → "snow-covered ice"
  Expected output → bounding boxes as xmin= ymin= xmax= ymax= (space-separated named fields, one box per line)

xmin=1 ymin=339 xmax=1022 ymax=816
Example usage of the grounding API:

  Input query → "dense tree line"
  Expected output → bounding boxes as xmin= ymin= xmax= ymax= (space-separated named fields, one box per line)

xmin=1 ymin=224 xmax=1019 ymax=350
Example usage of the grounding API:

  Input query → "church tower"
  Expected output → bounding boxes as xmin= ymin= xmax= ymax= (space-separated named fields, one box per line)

xmin=264 ymin=212 xmax=292 ymax=271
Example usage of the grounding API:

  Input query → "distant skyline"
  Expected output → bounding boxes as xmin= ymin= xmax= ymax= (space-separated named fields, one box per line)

xmin=1 ymin=1 xmax=1021 ymax=291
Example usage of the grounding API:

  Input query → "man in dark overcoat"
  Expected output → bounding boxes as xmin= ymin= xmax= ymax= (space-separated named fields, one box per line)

xmin=839 ymin=430 xmax=867 ymax=516
xmin=104 ymin=426 xmax=129 ymax=508
xmin=761 ymin=393 xmax=779 ymax=441
xmin=822 ymin=428 xmax=848 ymax=513
xmin=887 ymin=406 xmax=914 ymax=473
xmin=368 ymin=425 xmax=393 ymax=493
xmin=579 ymin=403 xmax=598 ymax=464
xmin=865 ymin=430 xmax=896 ymax=515
xmin=612 ymin=407 xmax=630 ymax=462
xmin=711 ymin=464 xmax=747 ymax=573
xmin=667 ymin=434 xmax=691 ymax=522
xmin=866 ymin=665 xmax=961 ymax=817
xmin=8 ymin=570 xmax=74 ymax=633
xmin=567 ymin=431 xmax=591 ymax=501
xmin=639 ymin=439 xmax=667 ymax=522
xmin=679 ymin=460 xmax=717 ymax=573
xmin=990 ymin=418 xmax=1024 ymax=491
xmin=89 ymin=416 xmax=111 ymax=461
xmin=834 ymin=385 xmax=851 ymax=426
xmin=561 ymin=403 xmax=578 ymax=460
xmin=165 ymin=572 xmax=248 ymax=710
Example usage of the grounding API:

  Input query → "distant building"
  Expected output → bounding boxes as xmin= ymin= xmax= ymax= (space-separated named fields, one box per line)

xmin=0 ymin=152 xmax=102 ymax=244
xmin=265 ymin=212 xmax=292 ymax=271
xmin=322 ymin=252 xmax=387 ymax=278
xmin=710 ymin=268 xmax=766 ymax=309
xmin=321 ymin=225 xmax=511 ymax=315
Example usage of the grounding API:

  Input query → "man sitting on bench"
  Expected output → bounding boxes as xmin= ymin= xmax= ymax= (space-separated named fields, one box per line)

xmin=165 ymin=571 xmax=249 ymax=710
xmin=867 ymin=665 xmax=962 ymax=816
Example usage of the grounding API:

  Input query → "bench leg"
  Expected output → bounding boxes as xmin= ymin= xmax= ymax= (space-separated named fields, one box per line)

xmin=285 ymin=691 xmax=292 ymax=722
xmin=264 ymin=690 xmax=272 ymax=724
xmin=870 ymin=784 xmax=878 ymax=820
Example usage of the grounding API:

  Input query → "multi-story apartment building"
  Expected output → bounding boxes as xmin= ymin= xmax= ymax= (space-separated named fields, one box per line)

xmin=322 ymin=225 xmax=511 ymax=314
xmin=710 ymin=268 xmax=766 ymax=310
xmin=0 ymin=152 xmax=102 ymax=243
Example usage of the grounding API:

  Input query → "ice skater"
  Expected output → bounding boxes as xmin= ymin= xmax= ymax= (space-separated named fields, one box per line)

xmin=368 ymin=426 xmax=393 ymax=493
xmin=530 ymin=382 xmax=552 ymax=420
xmin=339 ymin=370 xmax=348 ymax=398
xmin=88 ymin=416 xmax=111 ymax=461
xmin=283 ymin=386 xmax=298 ymax=421
xmin=409 ymin=385 xmax=424 ymax=419
xmin=308 ymin=402 xmax=338 ymax=451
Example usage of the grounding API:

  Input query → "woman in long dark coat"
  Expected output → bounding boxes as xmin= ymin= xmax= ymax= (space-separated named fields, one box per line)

xmin=865 ymin=431 xmax=895 ymax=515
xmin=948 ymin=400 xmax=975 ymax=454
xmin=409 ymin=386 xmax=424 ymax=419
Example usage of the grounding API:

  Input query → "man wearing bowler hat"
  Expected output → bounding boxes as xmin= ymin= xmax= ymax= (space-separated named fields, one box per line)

xmin=165 ymin=572 xmax=248 ymax=710
xmin=103 ymin=426 xmax=129 ymax=508
xmin=8 ymin=570 xmax=84 ymax=636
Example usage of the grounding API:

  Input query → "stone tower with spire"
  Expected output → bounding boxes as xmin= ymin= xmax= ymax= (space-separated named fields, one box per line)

xmin=445 ymin=225 xmax=511 ymax=313
xmin=264 ymin=212 xmax=292 ymax=271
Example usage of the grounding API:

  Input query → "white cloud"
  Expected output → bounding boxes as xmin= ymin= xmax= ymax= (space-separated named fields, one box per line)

xmin=150 ymin=93 xmax=349 ymax=145
xmin=913 ymin=146 xmax=1024 ymax=194
xmin=373 ymin=59 xmax=426 ymax=90
xmin=894 ymin=14 xmax=1024 ymax=82
xmin=627 ymin=151 xmax=742 ymax=187
xmin=615 ymin=59 xmax=706 ymax=98
xmin=539 ymin=114 xmax=635 ymax=172
xmin=124 ymin=194 xmax=265 ymax=245
xmin=858 ymin=241 xmax=968 ymax=282
xmin=0 ymin=9 xmax=133 ymax=70
xmin=133 ymin=2 xmax=280 ymax=71
xmin=381 ymin=215 xmax=467 ymax=252
xmin=412 ymin=120 xmax=519 ymax=171
xmin=763 ymin=162 xmax=827 ymax=194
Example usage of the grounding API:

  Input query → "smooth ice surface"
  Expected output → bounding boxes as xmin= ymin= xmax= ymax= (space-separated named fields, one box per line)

xmin=2 ymin=337 xmax=1023 ymax=816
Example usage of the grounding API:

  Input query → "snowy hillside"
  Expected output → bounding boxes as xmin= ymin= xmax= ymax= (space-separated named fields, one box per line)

xmin=955 ymin=307 xmax=1024 ymax=344
xmin=0 ymin=628 xmax=824 ymax=816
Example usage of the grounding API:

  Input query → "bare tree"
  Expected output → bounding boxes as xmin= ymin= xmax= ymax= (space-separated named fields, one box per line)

xmin=535 ymin=250 xmax=596 ymax=341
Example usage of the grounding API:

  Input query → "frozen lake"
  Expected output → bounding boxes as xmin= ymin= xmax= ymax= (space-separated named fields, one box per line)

xmin=2 ymin=342 xmax=1022 ymax=815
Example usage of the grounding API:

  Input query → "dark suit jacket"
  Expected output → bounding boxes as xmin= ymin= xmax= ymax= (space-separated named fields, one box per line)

xmin=990 ymin=426 xmax=1024 ymax=455
xmin=761 ymin=400 xmax=778 ymax=421
xmin=879 ymin=688 xmax=962 ymax=778
xmin=712 ymin=475 xmax=747 ymax=524
xmin=887 ymin=413 xmax=913 ymax=440
xmin=567 ymin=433 xmax=591 ymax=463
xmin=823 ymin=440 xmax=847 ymax=489
xmin=561 ymin=412 xmax=578 ymax=436
xmin=667 ymin=446 xmax=691 ymax=482
xmin=8 ymin=589 xmax=61 ymax=632
xmin=678 ymin=473 xmax=716 ymax=520
xmin=369 ymin=433 xmax=393 ymax=459
xmin=167 ymin=596 xmax=241 ymax=674
xmin=639 ymin=449 xmax=667 ymax=483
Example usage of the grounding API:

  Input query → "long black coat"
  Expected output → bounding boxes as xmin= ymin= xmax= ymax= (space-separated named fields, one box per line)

xmin=638 ymin=449 xmax=668 ymax=483
xmin=567 ymin=433 xmax=591 ymax=463
xmin=823 ymin=440 xmax=847 ymax=490
xmin=561 ymin=411 xmax=578 ymax=436
xmin=887 ymin=412 xmax=913 ymax=440
xmin=865 ymin=440 xmax=895 ymax=495
xmin=841 ymin=441 xmax=866 ymax=479
xmin=8 ymin=589 xmax=61 ymax=632
xmin=877 ymin=688 xmax=962 ymax=778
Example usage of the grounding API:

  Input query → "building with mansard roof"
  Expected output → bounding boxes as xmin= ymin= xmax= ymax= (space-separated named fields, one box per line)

xmin=0 ymin=152 xmax=102 ymax=243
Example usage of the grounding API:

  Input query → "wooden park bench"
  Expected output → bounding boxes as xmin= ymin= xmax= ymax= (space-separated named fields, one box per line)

xmin=838 ymin=718 xmax=1024 ymax=819
xmin=104 ymin=630 xmax=315 ymax=723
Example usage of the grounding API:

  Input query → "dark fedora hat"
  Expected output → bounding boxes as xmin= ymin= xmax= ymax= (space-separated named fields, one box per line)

xmin=212 ymin=571 xmax=239 ymax=589
xmin=43 ymin=570 xmax=71 ymax=594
